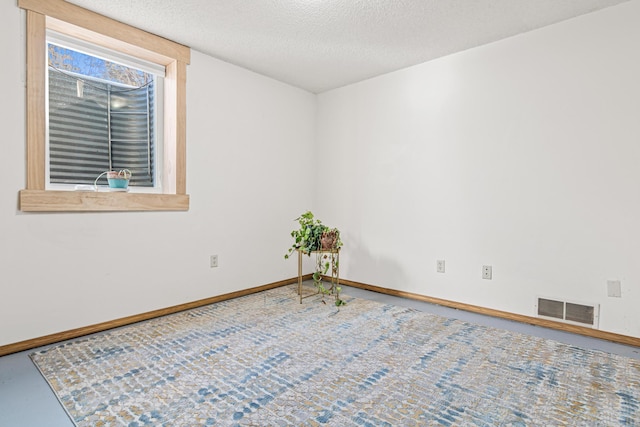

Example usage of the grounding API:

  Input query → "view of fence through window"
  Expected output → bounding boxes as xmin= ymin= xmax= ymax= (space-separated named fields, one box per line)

xmin=48 ymin=44 xmax=156 ymax=187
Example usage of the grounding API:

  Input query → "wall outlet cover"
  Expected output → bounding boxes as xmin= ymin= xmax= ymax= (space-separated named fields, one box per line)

xmin=482 ymin=265 xmax=492 ymax=280
xmin=607 ymin=280 xmax=621 ymax=298
xmin=437 ymin=260 xmax=445 ymax=273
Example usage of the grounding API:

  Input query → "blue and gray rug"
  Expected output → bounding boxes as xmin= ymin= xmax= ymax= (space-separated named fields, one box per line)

xmin=31 ymin=286 xmax=639 ymax=426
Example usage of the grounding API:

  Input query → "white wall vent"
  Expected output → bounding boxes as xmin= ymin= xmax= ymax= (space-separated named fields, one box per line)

xmin=535 ymin=297 xmax=600 ymax=328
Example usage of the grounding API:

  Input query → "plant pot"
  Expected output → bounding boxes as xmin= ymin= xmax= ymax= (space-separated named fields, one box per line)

xmin=320 ymin=230 xmax=338 ymax=250
xmin=106 ymin=170 xmax=131 ymax=189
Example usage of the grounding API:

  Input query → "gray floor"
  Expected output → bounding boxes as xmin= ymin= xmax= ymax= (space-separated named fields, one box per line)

xmin=1 ymin=284 xmax=638 ymax=427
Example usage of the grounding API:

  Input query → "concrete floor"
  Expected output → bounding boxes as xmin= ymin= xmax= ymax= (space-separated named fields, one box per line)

xmin=1 ymin=285 xmax=638 ymax=426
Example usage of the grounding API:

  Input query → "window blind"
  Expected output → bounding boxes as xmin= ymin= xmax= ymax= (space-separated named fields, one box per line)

xmin=48 ymin=69 xmax=155 ymax=186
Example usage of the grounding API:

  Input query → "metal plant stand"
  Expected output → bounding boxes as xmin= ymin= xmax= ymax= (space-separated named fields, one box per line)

xmin=297 ymin=248 xmax=340 ymax=304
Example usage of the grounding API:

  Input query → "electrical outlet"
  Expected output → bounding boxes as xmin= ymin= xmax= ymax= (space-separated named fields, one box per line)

xmin=210 ymin=255 xmax=218 ymax=268
xmin=437 ymin=260 xmax=445 ymax=273
xmin=482 ymin=265 xmax=492 ymax=280
xmin=607 ymin=280 xmax=621 ymax=298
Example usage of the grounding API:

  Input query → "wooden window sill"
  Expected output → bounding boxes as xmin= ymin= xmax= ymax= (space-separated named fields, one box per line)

xmin=19 ymin=189 xmax=189 ymax=212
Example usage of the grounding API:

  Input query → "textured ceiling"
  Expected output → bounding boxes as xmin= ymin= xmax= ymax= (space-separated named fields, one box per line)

xmin=66 ymin=0 xmax=630 ymax=93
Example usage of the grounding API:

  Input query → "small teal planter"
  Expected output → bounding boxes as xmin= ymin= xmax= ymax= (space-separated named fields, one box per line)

xmin=107 ymin=178 xmax=129 ymax=189
xmin=94 ymin=169 xmax=132 ymax=190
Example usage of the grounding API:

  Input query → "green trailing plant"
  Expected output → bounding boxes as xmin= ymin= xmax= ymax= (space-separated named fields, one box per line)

xmin=284 ymin=211 xmax=342 ymax=258
xmin=313 ymin=252 xmax=346 ymax=307
xmin=285 ymin=211 xmax=345 ymax=306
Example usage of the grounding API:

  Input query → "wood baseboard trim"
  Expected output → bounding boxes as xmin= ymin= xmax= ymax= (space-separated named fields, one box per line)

xmin=0 ymin=275 xmax=311 ymax=357
xmin=339 ymin=278 xmax=640 ymax=348
xmin=3 ymin=274 xmax=637 ymax=357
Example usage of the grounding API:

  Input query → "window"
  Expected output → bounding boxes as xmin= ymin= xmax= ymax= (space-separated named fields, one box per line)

xmin=18 ymin=0 xmax=190 ymax=211
xmin=47 ymin=35 xmax=162 ymax=189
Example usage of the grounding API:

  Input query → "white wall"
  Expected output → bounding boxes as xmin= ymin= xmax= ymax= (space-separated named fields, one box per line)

xmin=317 ymin=1 xmax=640 ymax=337
xmin=3 ymin=1 xmax=639 ymax=348
xmin=0 ymin=2 xmax=316 ymax=347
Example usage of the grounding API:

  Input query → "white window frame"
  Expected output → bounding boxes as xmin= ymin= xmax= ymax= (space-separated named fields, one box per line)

xmin=18 ymin=0 xmax=190 ymax=212
xmin=45 ymin=31 xmax=165 ymax=193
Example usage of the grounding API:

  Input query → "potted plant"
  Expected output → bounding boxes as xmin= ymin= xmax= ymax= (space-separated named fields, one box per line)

xmin=93 ymin=169 xmax=132 ymax=190
xmin=285 ymin=211 xmax=345 ymax=306
xmin=106 ymin=169 xmax=131 ymax=189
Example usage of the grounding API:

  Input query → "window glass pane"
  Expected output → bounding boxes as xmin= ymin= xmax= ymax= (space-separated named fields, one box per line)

xmin=47 ymin=43 xmax=155 ymax=187
xmin=48 ymin=44 xmax=152 ymax=87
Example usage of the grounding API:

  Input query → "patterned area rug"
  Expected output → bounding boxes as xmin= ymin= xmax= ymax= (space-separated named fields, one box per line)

xmin=31 ymin=285 xmax=639 ymax=426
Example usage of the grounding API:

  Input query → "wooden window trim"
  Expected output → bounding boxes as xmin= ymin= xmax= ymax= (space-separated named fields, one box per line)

xmin=18 ymin=0 xmax=190 ymax=212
